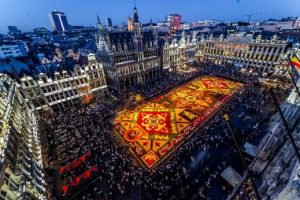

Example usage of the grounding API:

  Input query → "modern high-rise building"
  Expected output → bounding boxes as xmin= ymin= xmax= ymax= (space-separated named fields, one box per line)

xmin=48 ymin=10 xmax=69 ymax=32
xmin=166 ymin=14 xmax=182 ymax=33
xmin=106 ymin=18 xmax=112 ymax=27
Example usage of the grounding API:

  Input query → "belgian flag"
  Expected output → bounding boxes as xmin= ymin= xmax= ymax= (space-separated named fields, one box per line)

xmin=290 ymin=54 xmax=300 ymax=81
xmin=290 ymin=55 xmax=300 ymax=69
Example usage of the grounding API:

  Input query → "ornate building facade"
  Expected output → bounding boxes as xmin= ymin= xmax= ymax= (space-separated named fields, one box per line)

xmin=196 ymin=34 xmax=289 ymax=76
xmin=20 ymin=53 xmax=108 ymax=112
xmin=0 ymin=74 xmax=47 ymax=200
xmin=96 ymin=5 xmax=161 ymax=91
xmin=162 ymin=31 xmax=198 ymax=72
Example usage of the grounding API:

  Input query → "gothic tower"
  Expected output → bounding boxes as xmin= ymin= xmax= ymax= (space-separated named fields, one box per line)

xmin=132 ymin=1 xmax=143 ymax=52
xmin=96 ymin=14 xmax=109 ymax=52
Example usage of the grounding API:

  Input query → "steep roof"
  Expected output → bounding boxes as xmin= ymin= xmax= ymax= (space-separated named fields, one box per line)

xmin=226 ymin=36 xmax=251 ymax=44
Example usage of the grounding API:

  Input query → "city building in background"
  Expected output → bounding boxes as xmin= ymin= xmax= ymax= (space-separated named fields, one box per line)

xmin=48 ymin=10 xmax=69 ymax=32
xmin=0 ymin=74 xmax=47 ymax=200
xmin=167 ymin=14 xmax=182 ymax=34
xmin=7 ymin=26 xmax=21 ymax=35
xmin=196 ymin=34 xmax=289 ymax=76
xmin=106 ymin=18 xmax=112 ymax=27
xmin=0 ymin=42 xmax=28 ymax=59
xmin=33 ymin=28 xmax=50 ymax=37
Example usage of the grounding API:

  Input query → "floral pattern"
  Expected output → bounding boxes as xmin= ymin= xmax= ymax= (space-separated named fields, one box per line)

xmin=113 ymin=76 xmax=243 ymax=168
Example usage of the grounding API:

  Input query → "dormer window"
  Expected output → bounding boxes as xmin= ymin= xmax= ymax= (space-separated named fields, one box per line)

xmin=123 ymin=43 xmax=128 ymax=51
xmin=112 ymin=44 xmax=116 ymax=52
xmin=41 ymin=76 xmax=47 ymax=83
xmin=118 ymin=43 xmax=122 ymax=51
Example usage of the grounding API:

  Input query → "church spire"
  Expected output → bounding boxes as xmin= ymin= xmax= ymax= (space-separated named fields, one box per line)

xmin=150 ymin=17 xmax=153 ymax=31
xmin=133 ymin=0 xmax=139 ymax=23
xmin=97 ymin=13 xmax=100 ymax=23
xmin=97 ymin=13 xmax=103 ymax=31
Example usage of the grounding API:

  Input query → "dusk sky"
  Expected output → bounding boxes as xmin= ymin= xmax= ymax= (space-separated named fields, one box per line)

xmin=0 ymin=0 xmax=299 ymax=33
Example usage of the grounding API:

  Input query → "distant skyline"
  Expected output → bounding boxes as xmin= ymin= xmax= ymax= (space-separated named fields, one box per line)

xmin=0 ymin=0 xmax=299 ymax=33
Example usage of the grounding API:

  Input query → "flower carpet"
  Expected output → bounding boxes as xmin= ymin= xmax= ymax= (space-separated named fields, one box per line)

xmin=113 ymin=76 xmax=244 ymax=169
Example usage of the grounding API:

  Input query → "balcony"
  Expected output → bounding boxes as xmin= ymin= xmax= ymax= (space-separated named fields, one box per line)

xmin=5 ymin=167 xmax=22 ymax=186
xmin=0 ymin=182 xmax=21 ymax=200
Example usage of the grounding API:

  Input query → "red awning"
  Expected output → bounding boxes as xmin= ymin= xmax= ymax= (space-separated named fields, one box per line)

xmin=62 ymin=185 xmax=69 ymax=194
xmin=79 ymin=155 xmax=86 ymax=163
xmin=71 ymin=159 xmax=82 ymax=169
xmin=59 ymin=166 xmax=65 ymax=175
xmin=81 ymin=170 xmax=91 ymax=179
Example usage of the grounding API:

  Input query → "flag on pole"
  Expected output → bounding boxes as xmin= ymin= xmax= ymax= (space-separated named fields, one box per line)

xmin=290 ymin=54 xmax=300 ymax=81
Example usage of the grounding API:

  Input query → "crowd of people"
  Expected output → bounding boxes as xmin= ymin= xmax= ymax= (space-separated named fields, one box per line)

xmin=43 ymin=63 xmax=282 ymax=200
xmin=231 ymin=178 xmax=258 ymax=200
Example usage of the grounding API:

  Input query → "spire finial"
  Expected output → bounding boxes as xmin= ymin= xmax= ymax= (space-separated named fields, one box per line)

xmin=133 ymin=0 xmax=139 ymax=23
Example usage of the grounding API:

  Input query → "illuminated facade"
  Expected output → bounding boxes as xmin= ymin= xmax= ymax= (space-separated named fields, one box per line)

xmin=20 ymin=53 xmax=108 ymax=112
xmin=128 ymin=17 xmax=134 ymax=32
xmin=196 ymin=34 xmax=289 ymax=76
xmin=167 ymin=14 xmax=182 ymax=34
xmin=0 ymin=74 xmax=47 ymax=200
xmin=162 ymin=31 xmax=198 ymax=72
xmin=166 ymin=14 xmax=181 ymax=34
xmin=96 ymin=5 xmax=161 ymax=91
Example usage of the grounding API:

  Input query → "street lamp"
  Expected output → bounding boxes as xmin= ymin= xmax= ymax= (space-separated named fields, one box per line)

xmin=223 ymin=114 xmax=261 ymax=200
